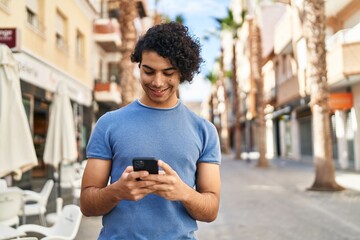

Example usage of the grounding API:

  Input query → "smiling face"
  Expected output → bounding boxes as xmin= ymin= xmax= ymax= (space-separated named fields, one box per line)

xmin=139 ymin=51 xmax=181 ymax=108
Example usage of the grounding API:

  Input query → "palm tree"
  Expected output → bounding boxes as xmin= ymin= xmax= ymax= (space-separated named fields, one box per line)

xmin=174 ymin=14 xmax=185 ymax=24
xmin=153 ymin=0 xmax=162 ymax=24
xmin=204 ymin=33 xmax=231 ymax=154
xmin=249 ymin=17 xmax=268 ymax=168
xmin=215 ymin=9 xmax=246 ymax=159
xmin=217 ymin=51 xmax=231 ymax=154
xmin=206 ymin=71 xmax=218 ymax=128
xmin=205 ymin=69 xmax=231 ymax=154
xmin=303 ymin=0 xmax=343 ymax=191
xmin=153 ymin=0 xmax=184 ymax=25
xmin=119 ymin=0 xmax=138 ymax=106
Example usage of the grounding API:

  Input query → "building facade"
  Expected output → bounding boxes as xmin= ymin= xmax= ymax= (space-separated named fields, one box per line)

xmin=266 ymin=0 xmax=360 ymax=171
xmin=220 ymin=0 xmax=360 ymax=171
xmin=92 ymin=0 xmax=151 ymax=119
xmin=1 ymin=0 xmax=152 ymax=181
xmin=1 ymin=0 xmax=97 ymax=178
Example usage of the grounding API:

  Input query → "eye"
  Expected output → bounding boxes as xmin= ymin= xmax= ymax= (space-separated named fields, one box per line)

xmin=144 ymin=70 xmax=154 ymax=75
xmin=163 ymin=72 xmax=175 ymax=77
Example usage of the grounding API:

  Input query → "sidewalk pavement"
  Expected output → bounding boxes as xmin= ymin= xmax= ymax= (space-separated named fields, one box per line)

xmin=28 ymin=155 xmax=360 ymax=240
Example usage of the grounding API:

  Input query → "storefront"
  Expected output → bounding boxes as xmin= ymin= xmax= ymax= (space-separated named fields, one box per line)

xmin=297 ymin=109 xmax=313 ymax=158
xmin=329 ymin=92 xmax=355 ymax=170
xmin=13 ymin=50 xmax=93 ymax=178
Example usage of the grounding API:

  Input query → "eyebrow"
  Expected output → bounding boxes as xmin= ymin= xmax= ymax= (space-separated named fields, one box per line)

xmin=142 ymin=64 xmax=177 ymax=71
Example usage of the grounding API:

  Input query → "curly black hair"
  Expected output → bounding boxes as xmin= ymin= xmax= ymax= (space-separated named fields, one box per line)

xmin=131 ymin=22 xmax=203 ymax=83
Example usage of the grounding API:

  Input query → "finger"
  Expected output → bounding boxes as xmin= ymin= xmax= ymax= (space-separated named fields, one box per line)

xmin=124 ymin=166 xmax=134 ymax=173
xmin=158 ymin=160 xmax=175 ymax=175
xmin=120 ymin=166 xmax=134 ymax=180
xmin=148 ymin=184 xmax=168 ymax=191
xmin=128 ymin=170 xmax=149 ymax=181
xmin=137 ymin=179 xmax=158 ymax=188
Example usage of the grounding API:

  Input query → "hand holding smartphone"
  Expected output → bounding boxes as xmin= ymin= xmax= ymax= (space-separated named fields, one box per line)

xmin=132 ymin=157 xmax=158 ymax=174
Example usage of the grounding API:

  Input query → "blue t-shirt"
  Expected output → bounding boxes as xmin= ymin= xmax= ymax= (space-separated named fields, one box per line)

xmin=86 ymin=99 xmax=221 ymax=240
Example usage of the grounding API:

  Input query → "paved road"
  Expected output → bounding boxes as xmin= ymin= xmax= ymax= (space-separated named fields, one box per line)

xmin=197 ymin=156 xmax=360 ymax=240
xmin=26 ymin=155 xmax=360 ymax=239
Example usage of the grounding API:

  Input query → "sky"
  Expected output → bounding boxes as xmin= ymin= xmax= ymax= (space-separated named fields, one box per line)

xmin=146 ymin=0 xmax=231 ymax=102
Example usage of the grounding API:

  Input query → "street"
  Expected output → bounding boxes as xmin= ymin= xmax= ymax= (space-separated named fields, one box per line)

xmin=73 ymin=155 xmax=360 ymax=239
xmin=196 ymin=155 xmax=360 ymax=240
xmin=29 ymin=155 xmax=360 ymax=240
xmin=1 ymin=1 xmax=360 ymax=239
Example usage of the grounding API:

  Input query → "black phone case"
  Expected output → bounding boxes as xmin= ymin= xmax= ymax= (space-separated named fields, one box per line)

xmin=132 ymin=157 xmax=158 ymax=174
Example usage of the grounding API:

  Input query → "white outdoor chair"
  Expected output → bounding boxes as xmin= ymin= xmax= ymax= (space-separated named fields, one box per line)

xmin=0 ymin=188 xmax=23 ymax=227
xmin=58 ymin=164 xmax=81 ymax=189
xmin=59 ymin=162 xmax=83 ymax=204
xmin=0 ymin=178 xmax=8 ymax=190
xmin=45 ymin=197 xmax=63 ymax=225
xmin=70 ymin=177 xmax=82 ymax=204
xmin=17 ymin=204 xmax=82 ymax=240
xmin=19 ymin=179 xmax=54 ymax=225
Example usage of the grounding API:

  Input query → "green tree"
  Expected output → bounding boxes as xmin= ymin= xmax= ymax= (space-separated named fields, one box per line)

xmin=153 ymin=0 xmax=185 ymax=25
xmin=174 ymin=14 xmax=185 ymax=24
xmin=205 ymin=71 xmax=218 ymax=85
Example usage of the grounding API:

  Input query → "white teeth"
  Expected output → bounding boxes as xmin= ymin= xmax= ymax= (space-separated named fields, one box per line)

xmin=153 ymin=89 xmax=165 ymax=93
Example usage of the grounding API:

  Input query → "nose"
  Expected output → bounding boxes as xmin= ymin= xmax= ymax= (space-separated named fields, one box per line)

xmin=151 ymin=73 xmax=165 ymax=87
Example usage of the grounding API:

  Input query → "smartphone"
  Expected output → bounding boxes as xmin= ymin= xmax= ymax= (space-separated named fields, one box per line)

xmin=132 ymin=157 xmax=158 ymax=174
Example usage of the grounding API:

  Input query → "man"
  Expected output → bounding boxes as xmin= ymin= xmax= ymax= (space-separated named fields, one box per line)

xmin=81 ymin=22 xmax=221 ymax=239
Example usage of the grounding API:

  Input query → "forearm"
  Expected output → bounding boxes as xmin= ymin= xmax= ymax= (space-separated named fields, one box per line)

xmin=181 ymin=187 xmax=220 ymax=222
xmin=80 ymin=184 xmax=120 ymax=216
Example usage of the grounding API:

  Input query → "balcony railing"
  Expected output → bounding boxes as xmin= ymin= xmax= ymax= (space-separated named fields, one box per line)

xmin=326 ymin=23 xmax=360 ymax=51
xmin=93 ymin=18 xmax=121 ymax=52
xmin=327 ymin=23 xmax=360 ymax=87
xmin=94 ymin=81 xmax=121 ymax=105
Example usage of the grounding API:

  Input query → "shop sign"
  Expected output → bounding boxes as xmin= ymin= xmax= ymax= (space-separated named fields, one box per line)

xmin=13 ymin=52 xmax=92 ymax=106
xmin=329 ymin=93 xmax=353 ymax=110
xmin=0 ymin=28 xmax=20 ymax=50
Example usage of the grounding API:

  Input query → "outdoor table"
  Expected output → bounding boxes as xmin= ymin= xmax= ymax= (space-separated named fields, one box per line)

xmin=0 ymin=223 xmax=26 ymax=240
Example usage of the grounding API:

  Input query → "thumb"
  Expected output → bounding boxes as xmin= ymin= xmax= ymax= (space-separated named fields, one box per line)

xmin=124 ymin=166 xmax=134 ymax=173
xmin=158 ymin=160 xmax=175 ymax=175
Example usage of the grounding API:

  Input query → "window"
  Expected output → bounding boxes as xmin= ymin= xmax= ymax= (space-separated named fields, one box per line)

xmin=99 ymin=59 xmax=103 ymax=81
xmin=55 ymin=10 xmax=68 ymax=52
xmin=108 ymin=62 xmax=120 ymax=83
xmin=26 ymin=7 xmax=37 ymax=26
xmin=275 ymin=60 xmax=281 ymax=84
xmin=284 ymin=55 xmax=293 ymax=81
xmin=76 ymin=30 xmax=85 ymax=61
xmin=26 ymin=0 xmax=39 ymax=26
xmin=25 ymin=0 xmax=45 ymax=34
xmin=282 ymin=55 xmax=287 ymax=75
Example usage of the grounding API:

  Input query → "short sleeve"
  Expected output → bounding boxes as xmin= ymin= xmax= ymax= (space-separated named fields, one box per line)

xmin=86 ymin=113 xmax=113 ymax=160
xmin=198 ymin=120 xmax=221 ymax=165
